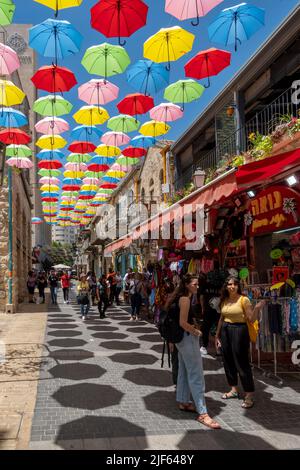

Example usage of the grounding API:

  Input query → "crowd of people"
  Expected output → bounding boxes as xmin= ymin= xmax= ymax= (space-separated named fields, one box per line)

xmin=26 ymin=269 xmax=71 ymax=305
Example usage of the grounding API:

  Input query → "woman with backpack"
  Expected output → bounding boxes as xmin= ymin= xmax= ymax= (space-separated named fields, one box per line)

xmin=97 ymin=275 xmax=110 ymax=319
xmin=129 ymin=273 xmax=143 ymax=321
xmin=176 ymin=274 xmax=221 ymax=429
xmin=77 ymin=273 xmax=90 ymax=320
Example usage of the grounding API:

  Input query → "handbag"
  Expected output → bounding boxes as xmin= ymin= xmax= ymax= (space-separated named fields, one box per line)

xmin=77 ymin=293 xmax=89 ymax=305
xmin=241 ymin=296 xmax=259 ymax=343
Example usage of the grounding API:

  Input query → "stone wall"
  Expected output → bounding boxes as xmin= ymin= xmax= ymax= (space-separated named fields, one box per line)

xmin=0 ymin=185 xmax=9 ymax=310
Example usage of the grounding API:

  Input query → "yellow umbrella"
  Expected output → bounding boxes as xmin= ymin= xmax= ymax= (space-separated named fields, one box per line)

xmin=40 ymin=184 xmax=60 ymax=192
xmin=143 ymin=26 xmax=195 ymax=70
xmin=95 ymin=144 xmax=121 ymax=157
xmin=106 ymin=170 xmax=126 ymax=178
xmin=139 ymin=120 xmax=170 ymax=137
xmin=80 ymin=184 xmax=98 ymax=192
xmin=0 ymin=79 xmax=25 ymax=106
xmin=36 ymin=134 xmax=67 ymax=149
xmin=73 ymin=105 xmax=109 ymax=125
xmin=63 ymin=170 xmax=85 ymax=178
xmin=34 ymin=0 xmax=83 ymax=16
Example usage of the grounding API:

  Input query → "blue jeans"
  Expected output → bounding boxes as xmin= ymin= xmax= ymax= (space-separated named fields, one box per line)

xmin=176 ymin=332 xmax=207 ymax=415
xmin=50 ymin=287 xmax=57 ymax=304
xmin=80 ymin=303 xmax=89 ymax=317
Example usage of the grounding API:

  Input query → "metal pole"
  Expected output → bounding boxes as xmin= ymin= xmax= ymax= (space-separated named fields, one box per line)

xmin=8 ymin=164 xmax=13 ymax=306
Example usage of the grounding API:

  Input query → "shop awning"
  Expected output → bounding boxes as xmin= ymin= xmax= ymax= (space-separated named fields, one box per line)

xmin=236 ymin=148 xmax=300 ymax=188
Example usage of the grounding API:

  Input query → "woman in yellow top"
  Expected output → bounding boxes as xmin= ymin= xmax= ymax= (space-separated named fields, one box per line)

xmin=77 ymin=273 xmax=90 ymax=320
xmin=215 ymin=277 xmax=265 ymax=408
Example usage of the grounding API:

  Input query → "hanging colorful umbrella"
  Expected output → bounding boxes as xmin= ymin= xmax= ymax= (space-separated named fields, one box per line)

xmin=38 ymin=168 xmax=61 ymax=177
xmin=84 ymin=170 xmax=104 ymax=179
xmin=0 ymin=42 xmax=20 ymax=75
xmin=65 ymin=162 xmax=87 ymax=172
xmin=117 ymin=93 xmax=154 ymax=117
xmin=184 ymin=47 xmax=231 ymax=87
xmin=87 ymin=156 xmax=114 ymax=172
xmin=143 ymin=26 xmax=195 ymax=71
xmin=40 ymin=184 xmax=60 ymax=192
xmin=131 ymin=135 xmax=156 ymax=148
xmin=0 ymin=128 xmax=30 ymax=145
xmin=91 ymin=0 xmax=148 ymax=46
xmin=73 ymin=105 xmax=109 ymax=126
xmin=150 ymin=102 xmax=183 ymax=123
xmin=38 ymin=160 xmax=63 ymax=169
xmin=95 ymin=144 xmax=121 ymax=157
xmin=117 ymin=155 xmax=140 ymax=166
xmin=0 ymin=79 xmax=25 ymax=106
xmin=64 ymin=169 xmax=85 ymax=179
xmin=106 ymin=169 xmax=126 ymax=178
xmin=31 ymin=65 xmax=77 ymax=93
xmin=6 ymin=144 xmax=32 ymax=157
xmin=61 ymin=190 xmax=79 ymax=198
xmin=139 ymin=120 xmax=170 ymax=137
xmin=82 ymin=43 xmax=130 ymax=80
xmin=6 ymin=156 xmax=33 ymax=169
xmin=32 ymin=216 xmax=44 ymax=225
xmin=71 ymin=125 xmax=103 ymax=142
xmin=101 ymin=131 xmax=130 ymax=147
xmin=164 ymin=79 xmax=205 ymax=109
xmin=0 ymin=0 xmax=15 ymax=26
xmin=107 ymin=114 xmax=139 ymax=133
xmin=208 ymin=3 xmax=265 ymax=51
xmin=101 ymin=176 xmax=120 ymax=184
xmin=127 ymin=60 xmax=169 ymax=96
xmin=62 ymin=178 xmax=82 ymax=190
xmin=40 ymin=192 xmax=60 ymax=201
xmin=33 ymin=0 xmax=83 ymax=18
xmin=68 ymin=141 xmax=96 ymax=153
xmin=36 ymin=134 xmax=67 ymax=149
xmin=67 ymin=152 xmax=91 ymax=163
xmin=79 ymin=192 xmax=98 ymax=201
xmin=29 ymin=19 xmax=83 ymax=63
xmin=122 ymin=146 xmax=146 ymax=158
xmin=39 ymin=176 xmax=60 ymax=185
xmin=98 ymin=187 xmax=114 ymax=194
xmin=78 ymin=79 xmax=119 ymax=106
xmin=165 ymin=0 xmax=223 ymax=26
xmin=33 ymin=95 xmax=73 ymax=116
xmin=0 ymin=107 xmax=28 ymax=127
xmin=82 ymin=177 xmax=101 ymax=185
xmin=35 ymin=116 xmax=69 ymax=135
xmin=37 ymin=149 xmax=64 ymax=160
xmin=111 ymin=163 xmax=128 ymax=172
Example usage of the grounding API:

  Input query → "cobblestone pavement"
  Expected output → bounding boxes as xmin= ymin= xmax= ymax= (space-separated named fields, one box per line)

xmin=29 ymin=290 xmax=300 ymax=450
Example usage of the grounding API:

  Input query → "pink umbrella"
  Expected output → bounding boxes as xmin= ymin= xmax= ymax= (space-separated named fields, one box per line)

xmin=101 ymin=131 xmax=130 ymax=147
xmin=165 ymin=0 xmax=223 ymax=25
xmin=82 ymin=177 xmax=101 ymax=185
xmin=0 ymin=43 xmax=20 ymax=75
xmin=39 ymin=176 xmax=60 ymax=185
xmin=110 ymin=163 xmax=129 ymax=172
xmin=6 ymin=157 xmax=33 ymax=169
xmin=150 ymin=102 xmax=183 ymax=122
xmin=78 ymin=79 xmax=119 ymax=105
xmin=65 ymin=162 xmax=87 ymax=172
xmin=35 ymin=117 xmax=70 ymax=135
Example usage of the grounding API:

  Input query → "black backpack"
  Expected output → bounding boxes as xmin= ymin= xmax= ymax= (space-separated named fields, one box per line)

xmin=158 ymin=301 xmax=184 ymax=368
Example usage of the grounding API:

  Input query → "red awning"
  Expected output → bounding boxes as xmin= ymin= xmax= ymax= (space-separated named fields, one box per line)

xmin=236 ymin=148 xmax=300 ymax=188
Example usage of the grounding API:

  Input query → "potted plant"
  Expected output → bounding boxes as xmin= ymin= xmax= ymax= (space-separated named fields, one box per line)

xmin=248 ymin=132 xmax=273 ymax=160
xmin=271 ymin=113 xmax=300 ymax=155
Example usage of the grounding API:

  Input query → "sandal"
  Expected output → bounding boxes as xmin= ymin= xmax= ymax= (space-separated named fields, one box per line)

xmin=241 ymin=397 xmax=254 ymax=409
xmin=221 ymin=391 xmax=239 ymax=399
xmin=179 ymin=403 xmax=197 ymax=413
xmin=196 ymin=414 xmax=221 ymax=429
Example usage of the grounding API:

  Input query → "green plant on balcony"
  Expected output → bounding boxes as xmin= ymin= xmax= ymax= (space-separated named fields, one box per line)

xmin=167 ymin=181 xmax=196 ymax=206
xmin=204 ymin=167 xmax=217 ymax=184
xmin=248 ymin=132 xmax=273 ymax=160
xmin=232 ymin=154 xmax=245 ymax=167
xmin=271 ymin=113 xmax=300 ymax=142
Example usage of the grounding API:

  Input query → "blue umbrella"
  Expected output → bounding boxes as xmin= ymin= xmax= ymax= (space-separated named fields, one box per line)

xmin=29 ymin=19 xmax=83 ymax=63
xmin=71 ymin=125 xmax=103 ymax=143
xmin=127 ymin=59 xmax=170 ymax=96
xmin=62 ymin=178 xmax=82 ymax=186
xmin=0 ymin=108 xmax=28 ymax=128
xmin=102 ymin=176 xmax=120 ymax=184
xmin=131 ymin=135 xmax=156 ymax=148
xmin=37 ymin=149 xmax=65 ymax=159
xmin=41 ymin=192 xmax=60 ymax=198
xmin=208 ymin=3 xmax=265 ymax=51
xmin=89 ymin=156 xmax=116 ymax=166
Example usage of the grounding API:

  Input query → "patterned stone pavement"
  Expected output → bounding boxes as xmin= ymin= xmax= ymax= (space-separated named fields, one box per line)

xmin=29 ymin=289 xmax=300 ymax=450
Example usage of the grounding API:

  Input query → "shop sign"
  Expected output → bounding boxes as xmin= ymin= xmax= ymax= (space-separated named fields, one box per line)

xmin=247 ymin=185 xmax=300 ymax=236
xmin=273 ymin=266 xmax=289 ymax=284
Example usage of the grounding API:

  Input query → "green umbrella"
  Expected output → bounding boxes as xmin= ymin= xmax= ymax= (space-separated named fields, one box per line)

xmin=107 ymin=114 xmax=139 ymax=133
xmin=6 ymin=144 xmax=32 ymax=157
xmin=84 ymin=170 xmax=104 ymax=178
xmin=67 ymin=153 xmax=92 ymax=163
xmin=61 ymin=191 xmax=79 ymax=197
xmin=164 ymin=79 xmax=204 ymax=110
xmin=98 ymin=188 xmax=114 ymax=194
xmin=38 ymin=168 xmax=61 ymax=177
xmin=82 ymin=43 xmax=130 ymax=80
xmin=117 ymin=156 xmax=140 ymax=166
xmin=42 ymin=201 xmax=57 ymax=206
xmin=0 ymin=0 xmax=15 ymax=26
xmin=33 ymin=95 xmax=73 ymax=117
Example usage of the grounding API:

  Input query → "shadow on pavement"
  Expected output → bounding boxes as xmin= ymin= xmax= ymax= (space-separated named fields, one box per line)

xmin=126 ymin=327 xmax=156 ymax=334
xmin=137 ymin=334 xmax=162 ymax=343
xmin=109 ymin=352 xmax=158 ymax=366
xmin=99 ymin=341 xmax=140 ymax=351
xmin=87 ymin=326 xmax=118 ymax=332
xmin=49 ymin=349 xmax=94 ymax=361
xmin=49 ymin=363 xmax=106 ymax=381
xmin=93 ymin=332 xmax=128 ymax=340
xmin=48 ymin=338 xmax=88 ymax=348
xmin=150 ymin=344 xmax=163 ymax=354
xmin=124 ymin=368 xmax=172 ymax=387
xmin=118 ymin=321 xmax=148 ymax=327
xmin=48 ymin=324 xmax=79 ymax=329
xmin=52 ymin=384 xmax=124 ymax=410
xmin=48 ymin=330 xmax=82 ymax=337
xmin=48 ymin=314 xmax=72 ymax=319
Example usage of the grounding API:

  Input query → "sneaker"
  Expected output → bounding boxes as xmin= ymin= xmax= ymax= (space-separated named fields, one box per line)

xmin=130 ymin=316 xmax=135 ymax=321
xmin=82 ymin=316 xmax=86 ymax=321
xmin=64 ymin=301 xmax=66 ymax=304
xmin=200 ymin=346 xmax=208 ymax=355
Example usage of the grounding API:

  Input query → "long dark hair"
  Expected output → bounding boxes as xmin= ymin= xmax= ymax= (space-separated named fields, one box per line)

xmin=177 ymin=274 xmax=198 ymax=298
xmin=220 ymin=276 xmax=242 ymax=305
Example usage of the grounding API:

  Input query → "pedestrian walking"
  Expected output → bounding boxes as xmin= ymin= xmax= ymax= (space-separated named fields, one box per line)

xmin=176 ymin=274 xmax=221 ymax=429
xmin=77 ymin=273 xmax=90 ymax=320
xmin=129 ymin=273 xmax=143 ymax=321
xmin=107 ymin=267 xmax=117 ymax=305
xmin=97 ymin=275 xmax=110 ymax=318
xmin=87 ymin=272 xmax=98 ymax=305
xmin=48 ymin=270 xmax=59 ymax=305
xmin=115 ymin=271 xmax=123 ymax=305
xmin=123 ymin=267 xmax=133 ymax=304
xmin=61 ymin=271 xmax=71 ymax=304
xmin=27 ymin=271 xmax=37 ymax=303
xmin=215 ymin=276 xmax=265 ymax=409
xmin=36 ymin=271 xmax=47 ymax=304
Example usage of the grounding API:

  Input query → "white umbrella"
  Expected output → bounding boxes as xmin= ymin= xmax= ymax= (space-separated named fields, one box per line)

xmin=52 ymin=264 xmax=71 ymax=270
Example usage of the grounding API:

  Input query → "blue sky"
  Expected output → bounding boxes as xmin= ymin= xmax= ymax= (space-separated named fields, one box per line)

xmin=14 ymin=0 xmax=300 ymax=145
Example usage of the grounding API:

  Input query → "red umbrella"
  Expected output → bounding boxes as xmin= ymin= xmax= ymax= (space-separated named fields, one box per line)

xmin=100 ymin=183 xmax=117 ymax=189
xmin=68 ymin=141 xmax=96 ymax=153
xmin=122 ymin=146 xmax=146 ymax=158
xmin=117 ymin=93 xmax=154 ymax=117
xmin=0 ymin=128 xmax=31 ymax=145
xmin=38 ymin=160 xmax=63 ymax=170
xmin=91 ymin=0 xmax=148 ymax=46
xmin=87 ymin=163 xmax=109 ymax=172
xmin=184 ymin=48 xmax=231 ymax=88
xmin=31 ymin=65 xmax=77 ymax=93
xmin=62 ymin=184 xmax=81 ymax=191
xmin=41 ymin=196 xmax=59 ymax=202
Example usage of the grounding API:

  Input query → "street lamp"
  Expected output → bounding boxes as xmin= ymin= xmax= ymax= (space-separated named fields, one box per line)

xmin=192 ymin=169 xmax=206 ymax=189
